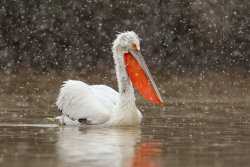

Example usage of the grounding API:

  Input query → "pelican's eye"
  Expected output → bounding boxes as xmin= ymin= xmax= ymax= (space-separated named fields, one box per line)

xmin=132 ymin=43 xmax=137 ymax=50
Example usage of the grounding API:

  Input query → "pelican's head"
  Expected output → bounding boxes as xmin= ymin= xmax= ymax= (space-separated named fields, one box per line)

xmin=112 ymin=31 xmax=164 ymax=105
xmin=113 ymin=31 xmax=140 ymax=52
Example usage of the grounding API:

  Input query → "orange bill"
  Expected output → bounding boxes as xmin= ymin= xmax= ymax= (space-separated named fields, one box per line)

xmin=124 ymin=50 xmax=164 ymax=105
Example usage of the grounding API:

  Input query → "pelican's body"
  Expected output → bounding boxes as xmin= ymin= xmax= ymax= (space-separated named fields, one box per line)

xmin=56 ymin=81 xmax=142 ymax=126
xmin=56 ymin=31 xmax=163 ymax=126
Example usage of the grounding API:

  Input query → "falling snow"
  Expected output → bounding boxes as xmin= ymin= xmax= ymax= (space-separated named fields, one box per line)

xmin=0 ymin=0 xmax=249 ymax=167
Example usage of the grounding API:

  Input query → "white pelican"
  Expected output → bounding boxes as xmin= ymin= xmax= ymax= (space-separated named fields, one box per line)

xmin=56 ymin=31 xmax=164 ymax=126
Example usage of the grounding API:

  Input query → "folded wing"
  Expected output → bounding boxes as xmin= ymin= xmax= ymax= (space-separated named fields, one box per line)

xmin=56 ymin=80 xmax=117 ymax=125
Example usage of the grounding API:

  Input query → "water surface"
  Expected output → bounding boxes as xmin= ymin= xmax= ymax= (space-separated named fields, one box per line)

xmin=0 ymin=72 xmax=249 ymax=167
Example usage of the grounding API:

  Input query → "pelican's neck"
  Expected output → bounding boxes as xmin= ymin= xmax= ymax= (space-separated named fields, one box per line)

xmin=106 ymin=48 xmax=141 ymax=126
xmin=113 ymin=49 xmax=135 ymax=102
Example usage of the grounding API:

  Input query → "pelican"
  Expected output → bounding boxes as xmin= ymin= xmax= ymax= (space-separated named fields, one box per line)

xmin=56 ymin=31 xmax=164 ymax=126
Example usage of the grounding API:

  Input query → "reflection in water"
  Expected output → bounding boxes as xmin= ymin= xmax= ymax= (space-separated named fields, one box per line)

xmin=56 ymin=127 xmax=141 ymax=167
xmin=130 ymin=139 xmax=161 ymax=167
xmin=56 ymin=127 xmax=162 ymax=167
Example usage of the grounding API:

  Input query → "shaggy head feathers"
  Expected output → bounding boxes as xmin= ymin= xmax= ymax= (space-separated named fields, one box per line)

xmin=112 ymin=31 xmax=140 ymax=52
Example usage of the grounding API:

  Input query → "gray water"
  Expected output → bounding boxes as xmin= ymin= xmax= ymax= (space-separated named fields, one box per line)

xmin=0 ymin=72 xmax=249 ymax=167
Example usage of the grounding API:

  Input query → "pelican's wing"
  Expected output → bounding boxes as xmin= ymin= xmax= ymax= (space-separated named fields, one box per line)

xmin=90 ymin=85 xmax=119 ymax=111
xmin=56 ymin=80 xmax=111 ymax=125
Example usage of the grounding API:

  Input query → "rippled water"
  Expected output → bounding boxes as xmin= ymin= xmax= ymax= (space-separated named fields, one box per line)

xmin=0 ymin=71 xmax=249 ymax=167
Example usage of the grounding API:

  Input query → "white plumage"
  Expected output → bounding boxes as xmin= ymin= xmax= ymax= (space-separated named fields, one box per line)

xmin=56 ymin=31 xmax=143 ymax=126
xmin=56 ymin=81 xmax=118 ymax=125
